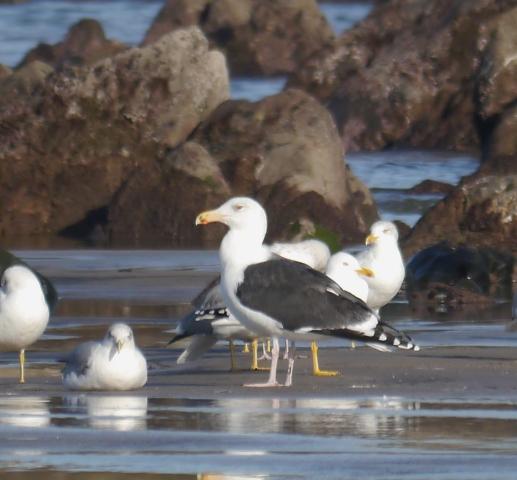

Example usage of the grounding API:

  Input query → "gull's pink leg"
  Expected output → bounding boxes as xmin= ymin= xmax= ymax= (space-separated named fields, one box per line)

xmin=283 ymin=339 xmax=290 ymax=360
xmin=258 ymin=340 xmax=271 ymax=361
xmin=244 ymin=337 xmax=280 ymax=387
xmin=284 ymin=341 xmax=295 ymax=387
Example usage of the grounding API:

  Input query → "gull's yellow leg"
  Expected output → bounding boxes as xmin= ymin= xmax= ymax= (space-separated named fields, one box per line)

xmin=243 ymin=343 xmax=250 ymax=353
xmin=229 ymin=340 xmax=236 ymax=371
xmin=351 ymin=341 xmax=356 ymax=349
xmin=250 ymin=339 xmax=269 ymax=371
xmin=311 ymin=341 xmax=339 ymax=377
xmin=266 ymin=339 xmax=271 ymax=353
xmin=19 ymin=349 xmax=26 ymax=384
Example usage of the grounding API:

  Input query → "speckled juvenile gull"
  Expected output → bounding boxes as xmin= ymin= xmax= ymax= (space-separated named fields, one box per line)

xmin=62 ymin=323 xmax=147 ymax=391
xmin=0 ymin=265 xmax=50 ymax=383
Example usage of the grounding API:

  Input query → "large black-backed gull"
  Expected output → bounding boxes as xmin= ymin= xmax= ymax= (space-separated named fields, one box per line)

xmin=196 ymin=197 xmax=418 ymax=387
xmin=170 ymin=239 xmax=332 ymax=372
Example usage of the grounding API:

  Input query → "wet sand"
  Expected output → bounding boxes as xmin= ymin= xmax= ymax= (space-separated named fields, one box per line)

xmin=1 ymin=344 xmax=516 ymax=400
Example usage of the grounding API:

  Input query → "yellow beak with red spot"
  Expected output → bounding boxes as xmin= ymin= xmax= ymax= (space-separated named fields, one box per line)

xmin=356 ymin=266 xmax=374 ymax=278
xmin=365 ymin=234 xmax=379 ymax=246
xmin=195 ymin=209 xmax=225 ymax=226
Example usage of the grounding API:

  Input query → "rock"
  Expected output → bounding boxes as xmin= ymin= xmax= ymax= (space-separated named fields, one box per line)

xmin=0 ymin=64 xmax=11 ymax=79
xmin=0 ymin=61 xmax=53 ymax=103
xmin=110 ymin=89 xmax=378 ymax=247
xmin=406 ymin=242 xmax=513 ymax=295
xmin=403 ymin=173 xmax=517 ymax=258
xmin=393 ymin=220 xmax=411 ymax=241
xmin=405 ymin=243 xmax=513 ymax=309
xmin=477 ymin=6 xmax=517 ymax=119
xmin=108 ymin=142 xmax=231 ymax=246
xmin=17 ymin=19 xmax=127 ymax=70
xmin=407 ymin=180 xmax=455 ymax=195
xmin=143 ymin=0 xmax=335 ymax=75
xmin=289 ymin=0 xmax=517 ymax=153
xmin=189 ymin=88 xmax=378 ymax=246
xmin=0 ymin=27 xmax=229 ymax=240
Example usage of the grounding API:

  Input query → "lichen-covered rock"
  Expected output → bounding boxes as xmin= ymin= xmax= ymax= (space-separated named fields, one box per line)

xmin=403 ymin=173 xmax=517 ymax=258
xmin=290 ymin=0 xmax=517 ymax=153
xmin=190 ymin=88 xmax=378 ymax=246
xmin=143 ymin=0 xmax=335 ymax=75
xmin=17 ymin=19 xmax=127 ymax=69
xmin=0 ymin=28 xmax=229 ymax=240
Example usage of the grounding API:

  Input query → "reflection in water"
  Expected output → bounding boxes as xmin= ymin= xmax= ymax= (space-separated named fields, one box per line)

xmin=64 ymin=395 xmax=148 ymax=431
xmin=0 ymin=396 xmax=50 ymax=428
xmin=1 ymin=395 xmax=517 ymax=477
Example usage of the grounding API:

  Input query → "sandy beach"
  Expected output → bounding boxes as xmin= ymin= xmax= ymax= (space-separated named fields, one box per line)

xmin=1 ymin=344 xmax=516 ymax=400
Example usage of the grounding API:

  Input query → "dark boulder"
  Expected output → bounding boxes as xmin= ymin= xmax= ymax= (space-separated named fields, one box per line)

xmin=406 ymin=243 xmax=514 ymax=309
xmin=192 ymin=88 xmax=378 ymax=245
xmin=109 ymin=89 xmax=378 ymax=247
xmin=403 ymin=173 xmax=517 ymax=258
xmin=17 ymin=19 xmax=127 ymax=69
xmin=290 ymin=0 xmax=517 ymax=153
xmin=143 ymin=0 xmax=336 ymax=75
xmin=407 ymin=180 xmax=454 ymax=195
xmin=0 ymin=28 xmax=229 ymax=242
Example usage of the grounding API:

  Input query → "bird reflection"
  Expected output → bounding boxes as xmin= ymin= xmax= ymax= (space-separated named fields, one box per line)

xmin=64 ymin=394 xmax=148 ymax=431
xmin=0 ymin=396 xmax=50 ymax=428
xmin=211 ymin=397 xmax=414 ymax=438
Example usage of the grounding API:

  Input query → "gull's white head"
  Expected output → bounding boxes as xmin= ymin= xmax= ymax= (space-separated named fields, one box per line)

xmin=196 ymin=197 xmax=267 ymax=241
xmin=1 ymin=265 xmax=42 ymax=295
xmin=105 ymin=323 xmax=136 ymax=359
xmin=325 ymin=252 xmax=371 ymax=302
xmin=298 ymin=239 xmax=331 ymax=272
xmin=365 ymin=221 xmax=399 ymax=246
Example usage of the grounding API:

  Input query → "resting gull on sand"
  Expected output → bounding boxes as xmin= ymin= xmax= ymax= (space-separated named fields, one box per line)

xmin=62 ymin=323 xmax=147 ymax=391
xmin=195 ymin=197 xmax=418 ymax=387
xmin=0 ymin=265 xmax=50 ymax=383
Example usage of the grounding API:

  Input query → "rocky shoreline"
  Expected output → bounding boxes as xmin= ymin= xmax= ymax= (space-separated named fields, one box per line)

xmin=1 ymin=0 xmax=517 ymax=287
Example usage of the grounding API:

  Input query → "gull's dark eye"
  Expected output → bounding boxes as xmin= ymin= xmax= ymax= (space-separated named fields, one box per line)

xmin=383 ymin=229 xmax=390 ymax=234
xmin=233 ymin=204 xmax=244 ymax=212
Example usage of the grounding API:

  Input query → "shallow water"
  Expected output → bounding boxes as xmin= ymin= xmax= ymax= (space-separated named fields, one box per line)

xmin=347 ymin=150 xmax=479 ymax=226
xmin=1 ymin=393 xmax=517 ymax=479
